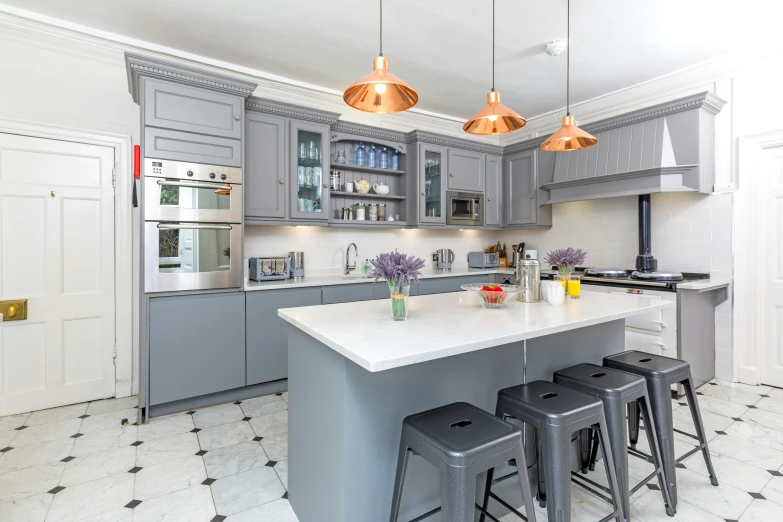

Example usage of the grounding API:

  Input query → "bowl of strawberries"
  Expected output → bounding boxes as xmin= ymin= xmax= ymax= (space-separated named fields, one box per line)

xmin=460 ymin=283 xmax=522 ymax=309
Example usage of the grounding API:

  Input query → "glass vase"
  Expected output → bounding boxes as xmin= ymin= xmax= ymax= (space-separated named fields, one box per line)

xmin=389 ymin=280 xmax=410 ymax=321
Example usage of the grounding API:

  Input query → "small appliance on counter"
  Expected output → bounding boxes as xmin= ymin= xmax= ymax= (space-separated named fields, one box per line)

xmin=434 ymin=249 xmax=455 ymax=271
xmin=516 ymin=259 xmax=541 ymax=303
xmin=524 ymin=249 xmax=538 ymax=260
xmin=249 ymin=257 xmax=290 ymax=281
xmin=288 ymin=252 xmax=305 ymax=279
xmin=468 ymin=251 xmax=499 ymax=269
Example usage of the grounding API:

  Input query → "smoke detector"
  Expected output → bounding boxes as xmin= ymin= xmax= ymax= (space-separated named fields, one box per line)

xmin=545 ymin=40 xmax=567 ymax=57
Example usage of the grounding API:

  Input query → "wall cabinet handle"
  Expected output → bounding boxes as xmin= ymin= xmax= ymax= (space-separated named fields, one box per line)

xmin=449 ymin=173 xmax=454 ymax=177
xmin=323 ymin=183 xmax=329 ymax=188
xmin=278 ymin=179 xmax=285 ymax=184
xmin=487 ymin=197 xmax=491 ymax=202
xmin=421 ymin=192 xmax=425 ymax=196
xmin=234 ymin=115 xmax=241 ymax=121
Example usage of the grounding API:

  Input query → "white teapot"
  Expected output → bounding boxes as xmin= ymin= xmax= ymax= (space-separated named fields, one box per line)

xmin=354 ymin=178 xmax=371 ymax=194
xmin=373 ymin=182 xmax=390 ymax=195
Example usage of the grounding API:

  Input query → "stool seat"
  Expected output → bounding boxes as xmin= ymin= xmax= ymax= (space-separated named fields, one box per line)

xmin=406 ymin=402 xmax=520 ymax=461
xmin=553 ymin=363 xmax=646 ymax=400
xmin=603 ymin=351 xmax=690 ymax=383
xmin=498 ymin=380 xmax=602 ymax=426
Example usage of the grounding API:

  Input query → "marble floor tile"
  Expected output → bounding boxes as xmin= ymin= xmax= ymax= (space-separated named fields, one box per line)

xmin=60 ymin=446 xmax=136 ymax=488
xmin=0 ymin=429 xmax=15 ymax=449
xmin=46 ymin=473 xmax=135 ymax=522
xmin=683 ymin=452 xmax=773 ymax=493
xmin=726 ymin=419 xmax=783 ymax=452
xmin=191 ymin=404 xmax=245 ymax=429
xmin=137 ymin=413 xmax=194 ymax=442
xmin=715 ymin=379 xmax=772 ymax=396
xmin=0 ymin=462 xmax=64 ymax=503
xmin=281 ymin=392 xmax=289 ymax=403
xmin=759 ymin=475 xmax=783 ymax=506
xmin=70 ymin=426 xmax=137 ymax=458
xmin=630 ymin=489 xmax=725 ymax=522
xmin=249 ymin=410 xmax=288 ymax=438
xmin=202 ymin=441 xmax=269 ymax=479
xmin=0 ymin=413 xmax=29 ymax=431
xmin=11 ymin=418 xmax=82 ymax=447
xmin=79 ymin=408 xmax=138 ymax=434
xmin=699 ymin=385 xmax=763 ymax=406
xmin=672 ymin=404 xmax=734 ymax=432
xmin=692 ymin=395 xmax=749 ymax=419
xmin=197 ymin=420 xmax=255 ymax=451
xmin=76 ymin=507 xmax=133 ymax=522
xmin=135 ymin=432 xmax=200 ymax=467
xmin=755 ymin=397 xmax=783 ymax=417
xmin=672 ymin=416 xmax=717 ymax=445
xmin=210 ymin=466 xmax=285 ymax=516
xmin=274 ymin=460 xmax=288 ymax=489
xmin=742 ymin=407 xmax=783 ymax=432
xmin=739 ymin=499 xmax=783 ymax=521
xmin=25 ymin=403 xmax=87 ymax=427
xmin=708 ymin=434 xmax=783 ymax=470
xmin=0 ymin=438 xmax=73 ymax=475
xmin=85 ymin=396 xmax=138 ymax=416
xmin=132 ymin=484 xmax=216 ymax=522
xmin=260 ymin=431 xmax=288 ymax=461
xmin=0 ymin=493 xmax=53 ymax=522
xmin=675 ymin=467 xmax=752 ymax=519
xmin=238 ymin=396 xmax=287 ymax=418
xmin=768 ymin=387 xmax=783 ymax=400
xmin=134 ymin=456 xmax=207 ymax=501
xmin=226 ymin=498 xmax=298 ymax=522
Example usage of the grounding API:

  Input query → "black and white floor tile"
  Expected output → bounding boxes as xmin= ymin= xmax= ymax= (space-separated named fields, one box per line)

xmin=2 ymin=382 xmax=783 ymax=521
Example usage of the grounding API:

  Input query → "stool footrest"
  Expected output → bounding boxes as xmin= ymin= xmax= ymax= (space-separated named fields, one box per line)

xmin=628 ymin=446 xmax=654 ymax=464
xmin=676 ymin=442 xmax=708 ymax=464
xmin=672 ymin=427 xmax=699 ymax=441
xmin=487 ymin=492 xmax=529 ymax=521
xmin=571 ymin=472 xmax=614 ymax=505
xmin=409 ymin=506 xmax=441 ymax=522
xmin=630 ymin=469 xmax=662 ymax=495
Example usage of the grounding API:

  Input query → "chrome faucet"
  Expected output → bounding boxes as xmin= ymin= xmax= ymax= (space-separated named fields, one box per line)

xmin=346 ymin=243 xmax=358 ymax=275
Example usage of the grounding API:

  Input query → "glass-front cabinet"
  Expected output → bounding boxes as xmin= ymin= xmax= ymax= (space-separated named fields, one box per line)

xmin=418 ymin=143 xmax=447 ymax=224
xmin=290 ymin=120 xmax=330 ymax=220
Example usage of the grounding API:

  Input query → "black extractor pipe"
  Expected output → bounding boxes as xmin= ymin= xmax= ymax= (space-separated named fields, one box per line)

xmin=635 ymin=194 xmax=658 ymax=272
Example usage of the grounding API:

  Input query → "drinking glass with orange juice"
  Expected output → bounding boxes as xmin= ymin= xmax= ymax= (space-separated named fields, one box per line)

xmin=568 ymin=274 xmax=581 ymax=298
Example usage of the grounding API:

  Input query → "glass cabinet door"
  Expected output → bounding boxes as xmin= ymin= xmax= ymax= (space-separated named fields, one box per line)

xmin=290 ymin=120 xmax=329 ymax=220
xmin=419 ymin=144 xmax=447 ymax=224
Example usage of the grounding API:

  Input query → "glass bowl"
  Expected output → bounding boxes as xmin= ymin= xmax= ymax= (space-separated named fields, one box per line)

xmin=460 ymin=283 xmax=521 ymax=309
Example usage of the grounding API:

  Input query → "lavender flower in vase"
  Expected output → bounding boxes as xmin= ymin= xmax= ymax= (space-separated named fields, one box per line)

xmin=370 ymin=251 xmax=426 ymax=321
xmin=544 ymin=247 xmax=587 ymax=277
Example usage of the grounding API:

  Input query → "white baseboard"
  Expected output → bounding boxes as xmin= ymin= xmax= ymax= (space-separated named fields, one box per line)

xmin=736 ymin=365 xmax=760 ymax=386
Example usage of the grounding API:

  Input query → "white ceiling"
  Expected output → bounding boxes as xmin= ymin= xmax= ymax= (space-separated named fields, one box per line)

xmin=3 ymin=0 xmax=774 ymax=118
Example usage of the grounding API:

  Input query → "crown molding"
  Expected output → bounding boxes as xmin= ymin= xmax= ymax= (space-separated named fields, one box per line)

xmin=245 ymin=96 xmax=340 ymax=125
xmin=407 ymin=130 xmax=504 ymax=155
xmin=330 ymin=121 xmax=409 ymax=143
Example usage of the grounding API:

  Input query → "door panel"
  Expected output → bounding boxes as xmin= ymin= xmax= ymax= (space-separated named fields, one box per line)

xmin=761 ymin=146 xmax=783 ymax=387
xmin=447 ymin=149 xmax=484 ymax=192
xmin=289 ymin=120 xmax=330 ymax=221
xmin=419 ymin=143 xmax=447 ymax=224
xmin=144 ymin=127 xmax=241 ymax=167
xmin=0 ymin=133 xmax=116 ymax=416
xmin=245 ymin=113 xmax=287 ymax=219
xmin=505 ymin=150 xmax=537 ymax=226
xmin=485 ymin=155 xmax=502 ymax=226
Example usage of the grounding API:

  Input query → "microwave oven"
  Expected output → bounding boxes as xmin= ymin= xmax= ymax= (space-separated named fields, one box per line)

xmin=446 ymin=191 xmax=483 ymax=226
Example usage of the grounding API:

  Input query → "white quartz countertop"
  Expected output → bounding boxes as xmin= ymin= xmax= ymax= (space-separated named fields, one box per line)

xmin=677 ymin=275 xmax=730 ymax=291
xmin=245 ymin=266 xmax=519 ymax=291
xmin=278 ymin=290 xmax=672 ymax=372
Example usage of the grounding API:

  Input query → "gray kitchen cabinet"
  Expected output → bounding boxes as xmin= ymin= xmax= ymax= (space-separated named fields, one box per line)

xmin=484 ymin=154 xmax=503 ymax=226
xmin=144 ymin=127 xmax=241 ymax=167
xmin=245 ymin=113 xmax=287 ymax=219
xmin=417 ymin=142 xmax=448 ymax=224
xmin=290 ymin=119 xmax=331 ymax=221
xmin=144 ymin=78 xmax=243 ymax=139
xmin=417 ymin=275 xmax=490 ymax=295
xmin=447 ymin=148 xmax=484 ymax=192
xmin=246 ymin=287 xmax=321 ymax=385
xmin=505 ymin=149 xmax=537 ymax=226
xmin=148 ymin=292 xmax=246 ymax=406
xmin=322 ymin=283 xmax=374 ymax=304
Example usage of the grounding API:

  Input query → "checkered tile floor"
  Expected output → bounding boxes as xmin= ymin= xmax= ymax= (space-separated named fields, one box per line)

xmin=1 ymin=379 xmax=783 ymax=521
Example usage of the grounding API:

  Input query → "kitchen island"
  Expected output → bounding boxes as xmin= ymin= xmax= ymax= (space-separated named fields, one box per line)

xmin=279 ymin=290 xmax=672 ymax=522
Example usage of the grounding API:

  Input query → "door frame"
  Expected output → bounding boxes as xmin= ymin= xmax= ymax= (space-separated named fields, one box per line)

xmin=734 ymin=130 xmax=783 ymax=385
xmin=0 ymin=116 xmax=134 ymax=398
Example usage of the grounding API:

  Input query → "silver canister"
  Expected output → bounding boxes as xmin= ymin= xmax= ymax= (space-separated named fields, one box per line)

xmin=378 ymin=203 xmax=386 ymax=221
xmin=368 ymin=203 xmax=378 ymax=221
xmin=512 ymin=250 xmax=524 ymax=267
xmin=330 ymin=170 xmax=341 ymax=191
xmin=516 ymin=259 xmax=541 ymax=302
xmin=288 ymin=251 xmax=304 ymax=279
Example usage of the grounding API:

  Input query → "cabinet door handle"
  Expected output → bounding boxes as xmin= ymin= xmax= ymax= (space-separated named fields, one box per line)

xmin=487 ymin=197 xmax=491 ymax=202
xmin=449 ymin=173 xmax=454 ymax=177
xmin=323 ymin=183 xmax=329 ymax=188
xmin=278 ymin=179 xmax=285 ymax=184
xmin=421 ymin=192 xmax=425 ymax=196
xmin=234 ymin=115 xmax=241 ymax=121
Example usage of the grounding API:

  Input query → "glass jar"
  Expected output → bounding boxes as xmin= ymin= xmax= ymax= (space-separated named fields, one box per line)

xmin=368 ymin=144 xmax=377 ymax=168
xmin=379 ymin=146 xmax=389 ymax=169
xmin=356 ymin=142 xmax=367 ymax=166
xmin=391 ymin=149 xmax=400 ymax=170
xmin=378 ymin=203 xmax=386 ymax=221
xmin=355 ymin=204 xmax=366 ymax=221
xmin=389 ymin=281 xmax=410 ymax=321
xmin=335 ymin=150 xmax=346 ymax=164
xmin=368 ymin=203 xmax=378 ymax=221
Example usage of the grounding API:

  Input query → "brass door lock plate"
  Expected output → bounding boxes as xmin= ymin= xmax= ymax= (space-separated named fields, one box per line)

xmin=0 ymin=299 xmax=27 ymax=321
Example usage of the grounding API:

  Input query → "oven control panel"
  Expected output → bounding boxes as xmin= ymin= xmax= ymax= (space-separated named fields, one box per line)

xmin=145 ymin=158 xmax=242 ymax=184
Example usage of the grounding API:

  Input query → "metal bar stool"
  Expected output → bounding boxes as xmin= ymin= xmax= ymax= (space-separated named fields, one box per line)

xmin=603 ymin=351 xmax=719 ymax=512
xmin=479 ymin=381 xmax=624 ymax=522
xmin=390 ymin=402 xmax=537 ymax=522
xmin=553 ymin=363 xmax=674 ymax=519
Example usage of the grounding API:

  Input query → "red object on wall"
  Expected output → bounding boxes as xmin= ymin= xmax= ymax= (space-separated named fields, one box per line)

xmin=134 ymin=145 xmax=141 ymax=179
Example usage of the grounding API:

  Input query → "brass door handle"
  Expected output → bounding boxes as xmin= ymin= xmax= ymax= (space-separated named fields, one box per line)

xmin=0 ymin=300 xmax=26 ymax=321
xmin=7 ymin=305 xmax=16 ymax=317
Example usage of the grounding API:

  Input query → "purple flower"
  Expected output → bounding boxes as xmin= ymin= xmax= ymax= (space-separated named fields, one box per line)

xmin=544 ymin=248 xmax=587 ymax=272
xmin=370 ymin=251 xmax=426 ymax=292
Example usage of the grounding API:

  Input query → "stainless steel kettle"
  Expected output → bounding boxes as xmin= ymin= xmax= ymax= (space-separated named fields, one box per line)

xmin=434 ymin=249 xmax=455 ymax=271
xmin=516 ymin=259 xmax=541 ymax=302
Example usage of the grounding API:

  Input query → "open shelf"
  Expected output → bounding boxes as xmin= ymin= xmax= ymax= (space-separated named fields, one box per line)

xmin=331 ymin=163 xmax=405 ymax=176
xmin=330 ymin=191 xmax=405 ymax=201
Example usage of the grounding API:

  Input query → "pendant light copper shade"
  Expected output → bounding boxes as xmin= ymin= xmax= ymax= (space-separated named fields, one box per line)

xmin=343 ymin=0 xmax=418 ymax=114
xmin=541 ymin=0 xmax=597 ymax=152
xmin=464 ymin=0 xmax=525 ymax=135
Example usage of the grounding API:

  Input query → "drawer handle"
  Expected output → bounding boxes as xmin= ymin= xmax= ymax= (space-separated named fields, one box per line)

xmin=654 ymin=342 xmax=668 ymax=350
xmin=652 ymin=320 xmax=668 ymax=328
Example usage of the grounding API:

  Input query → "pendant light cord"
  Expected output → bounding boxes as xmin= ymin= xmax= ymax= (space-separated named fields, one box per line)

xmin=379 ymin=0 xmax=383 ymax=56
xmin=566 ymin=0 xmax=570 ymax=115
xmin=491 ymin=0 xmax=495 ymax=91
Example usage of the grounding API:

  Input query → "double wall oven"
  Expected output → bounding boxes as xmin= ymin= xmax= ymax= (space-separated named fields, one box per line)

xmin=144 ymin=158 xmax=243 ymax=292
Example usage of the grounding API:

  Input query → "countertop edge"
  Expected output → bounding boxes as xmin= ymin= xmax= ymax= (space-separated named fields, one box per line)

xmin=677 ymin=277 xmax=731 ymax=291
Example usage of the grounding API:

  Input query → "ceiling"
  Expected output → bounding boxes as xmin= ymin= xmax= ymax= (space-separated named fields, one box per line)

xmin=3 ymin=0 xmax=774 ymax=119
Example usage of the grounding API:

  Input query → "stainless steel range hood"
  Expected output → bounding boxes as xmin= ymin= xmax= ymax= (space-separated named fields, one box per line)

xmin=541 ymin=92 xmax=726 ymax=204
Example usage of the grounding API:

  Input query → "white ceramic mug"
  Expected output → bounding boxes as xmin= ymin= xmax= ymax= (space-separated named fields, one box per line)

xmin=548 ymin=284 xmax=565 ymax=306
xmin=345 ymin=182 xmax=354 ymax=193
xmin=297 ymin=166 xmax=306 ymax=186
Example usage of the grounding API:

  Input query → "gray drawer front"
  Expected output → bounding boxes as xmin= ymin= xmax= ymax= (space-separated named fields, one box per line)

xmin=321 ymin=283 xmax=374 ymax=304
xmin=417 ymin=275 xmax=490 ymax=295
xmin=246 ymin=287 xmax=322 ymax=386
xmin=145 ymin=127 xmax=241 ymax=167
xmin=144 ymin=79 xmax=243 ymax=139
xmin=149 ymin=292 xmax=246 ymax=406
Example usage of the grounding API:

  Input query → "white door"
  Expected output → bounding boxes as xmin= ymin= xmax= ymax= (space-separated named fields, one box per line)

xmin=0 ymin=133 xmax=116 ymax=416
xmin=761 ymin=145 xmax=783 ymax=387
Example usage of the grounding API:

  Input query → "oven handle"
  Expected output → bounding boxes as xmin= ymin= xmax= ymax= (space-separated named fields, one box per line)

xmin=157 ymin=223 xmax=233 ymax=230
xmin=156 ymin=180 xmax=232 ymax=191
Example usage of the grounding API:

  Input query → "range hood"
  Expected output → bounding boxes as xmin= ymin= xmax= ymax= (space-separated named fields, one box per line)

xmin=541 ymin=92 xmax=727 ymax=204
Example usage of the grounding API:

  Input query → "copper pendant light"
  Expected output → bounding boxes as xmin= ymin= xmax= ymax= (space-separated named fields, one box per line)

xmin=541 ymin=0 xmax=597 ymax=152
xmin=464 ymin=0 xmax=526 ymax=135
xmin=343 ymin=0 xmax=418 ymax=114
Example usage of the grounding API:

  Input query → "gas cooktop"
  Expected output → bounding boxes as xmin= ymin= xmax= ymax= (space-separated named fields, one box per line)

xmin=558 ymin=267 xmax=711 ymax=291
